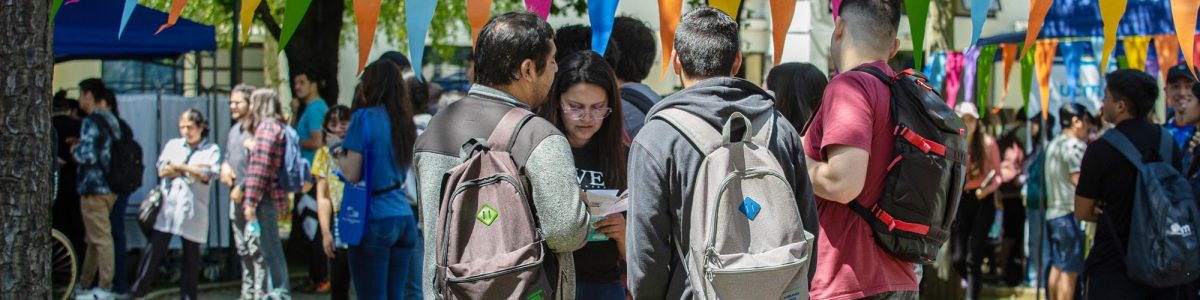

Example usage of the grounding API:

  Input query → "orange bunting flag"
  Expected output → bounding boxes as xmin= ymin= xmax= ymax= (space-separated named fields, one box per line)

xmin=1035 ymin=40 xmax=1058 ymax=120
xmin=1021 ymin=0 xmax=1053 ymax=60
xmin=353 ymin=0 xmax=383 ymax=75
xmin=468 ymin=0 xmax=493 ymax=48
xmin=711 ymin=0 xmax=743 ymax=20
xmin=1155 ymin=36 xmax=1180 ymax=79
xmin=1000 ymin=44 xmax=1018 ymax=109
xmin=240 ymin=0 xmax=263 ymax=45
xmin=1173 ymin=0 xmax=1200 ymax=80
xmin=659 ymin=0 xmax=683 ymax=79
xmin=156 ymin=0 xmax=189 ymax=35
xmin=1124 ymin=36 xmax=1151 ymax=71
xmin=770 ymin=0 xmax=797 ymax=66
xmin=1097 ymin=0 xmax=1127 ymax=72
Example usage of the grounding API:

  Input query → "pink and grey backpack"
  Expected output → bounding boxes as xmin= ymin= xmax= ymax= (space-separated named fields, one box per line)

xmin=433 ymin=108 xmax=553 ymax=300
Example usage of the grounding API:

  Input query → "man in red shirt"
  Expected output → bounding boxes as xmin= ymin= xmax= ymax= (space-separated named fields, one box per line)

xmin=804 ymin=0 xmax=917 ymax=299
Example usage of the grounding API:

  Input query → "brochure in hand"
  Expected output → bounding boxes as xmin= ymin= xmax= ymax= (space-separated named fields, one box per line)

xmin=585 ymin=190 xmax=628 ymax=242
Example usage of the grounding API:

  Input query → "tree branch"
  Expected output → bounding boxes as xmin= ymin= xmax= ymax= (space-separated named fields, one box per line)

xmin=256 ymin=1 xmax=282 ymax=41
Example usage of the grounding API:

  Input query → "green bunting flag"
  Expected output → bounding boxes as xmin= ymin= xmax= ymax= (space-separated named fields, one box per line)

xmin=279 ymin=0 xmax=314 ymax=52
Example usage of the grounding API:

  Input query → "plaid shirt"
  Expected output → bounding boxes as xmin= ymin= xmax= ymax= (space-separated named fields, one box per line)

xmin=244 ymin=119 xmax=287 ymax=209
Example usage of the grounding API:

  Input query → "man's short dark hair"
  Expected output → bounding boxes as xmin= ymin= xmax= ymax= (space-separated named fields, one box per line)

xmin=474 ymin=11 xmax=556 ymax=86
xmin=1105 ymin=69 xmax=1159 ymax=120
xmin=839 ymin=0 xmax=903 ymax=45
xmin=674 ymin=7 xmax=740 ymax=79
xmin=554 ymin=24 xmax=621 ymax=68
xmin=293 ymin=68 xmax=321 ymax=83
xmin=612 ymin=16 xmax=657 ymax=83
xmin=1059 ymin=103 xmax=1095 ymax=128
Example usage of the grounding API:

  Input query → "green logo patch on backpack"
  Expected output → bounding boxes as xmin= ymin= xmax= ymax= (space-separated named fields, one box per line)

xmin=526 ymin=289 xmax=544 ymax=300
xmin=477 ymin=204 xmax=499 ymax=226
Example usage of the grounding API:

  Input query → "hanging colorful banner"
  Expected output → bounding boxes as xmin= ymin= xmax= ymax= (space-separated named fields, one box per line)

xmin=468 ymin=0 xmax=492 ymax=48
xmin=119 ymin=0 xmax=137 ymax=39
xmin=659 ymin=0 xmax=683 ymax=79
xmin=50 ymin=0 xmax=63 ymax=25
xmin=906 ymin=0 xmax=930 ymax=68
xmin=945 ymin=51 xmax=965 ymax=108
xmin=279 ymin=0 xmax=314 ymax=51
xmin=240 ymin=0 xmax=263 ymax=44
xmin=962 ymin=47 xmax=981 ymax=111
xmin=1147 ymin=43 xmax=1161 ymax=80
xmin=1036 ymin=40 xmax=1059 ymax=120
xmin=1172 ymin=0 xmax=1200 ymax=80
xmin=1097 ymin=0 xmax=1127 ymax=71
xmin=925 ymin=52 xmax=947 ymax=92
xmin=355 ymin=0 xmax=383 ymax=75
xmin=589 ymin=0 xmax=620 ymax=55
xmin=770 ymin=0 xmax=797 ymax=65
xmin=711 ymin=0 xmax=743 ymax=20
xmin=1062 ymin=41 xmax=1086 ymax=104
xmin=969 ymin=0 xmax=988 ymax=47
xmin=1021 ymin=0 xmax=1054 ymax=59
xmin=976 ymin=45 xmax=998 ymax=116
xmin=526 ymin=0 xmax=551 ymax=20
xmin=155 ymin=0 xmax=189 ymax=34
xmin=833 ymin=0 xmax=842 ymax=20
xmin=407 ymin=0 xmax=438 ymax=80
xmin=1000 ymin=44 xmax=1017 ymax=108
xmin=1155 ymin=35 xmax=1180 ymax=79
xmin=1123 ymin=36 xmax=1151 ymax=71
xmin=1021 ymin=43 xmax=1035 ymax=109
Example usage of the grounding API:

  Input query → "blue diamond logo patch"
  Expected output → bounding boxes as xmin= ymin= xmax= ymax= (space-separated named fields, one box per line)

xmin=739 ymin=197 xmax=761 ymax=221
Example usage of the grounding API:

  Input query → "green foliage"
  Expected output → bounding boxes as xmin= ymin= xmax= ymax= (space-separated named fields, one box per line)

xmin=141 ymin=0 xmax=591 ymax=61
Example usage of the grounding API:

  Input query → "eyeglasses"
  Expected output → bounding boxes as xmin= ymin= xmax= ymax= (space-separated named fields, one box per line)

xmin=562 ymin=107 xmax=612 ymax=120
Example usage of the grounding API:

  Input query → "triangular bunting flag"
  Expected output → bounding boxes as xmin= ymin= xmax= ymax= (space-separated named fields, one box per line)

xmin=526 ymin=0 xmax=551 ymax=20
xmin=1172 ymin=0 xmax=1200 ymax=80
xmin=353 ymin=0 xmax=383 ymax=75
xmin=279 ymin=0 xmax=314 ymax=51
xmin=156 ymin=0 xmax=189 ymax=35
xmin=906 ymin=0 xmax=930 ymax=68
xmin=658 ymin=0 xmax=683 ymax=79
xmin=1036 ymin=40 xmax=1058 ymax=120
xmin=1000 ymin=44 xmax=1017 ymax=108
xmin=1021 ymin=0 xmax=1053 ymax=59
xmin=770 ymin=0 xmax=797 ymax=65
xmin=407 ymin=0 xmax=439 ymax=80
xmin=590 ymin=0 xmax=621 ymax=55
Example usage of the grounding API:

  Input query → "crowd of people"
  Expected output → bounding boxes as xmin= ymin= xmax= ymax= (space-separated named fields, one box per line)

xmin=51 ymin=0 xmax=1200 ymax=299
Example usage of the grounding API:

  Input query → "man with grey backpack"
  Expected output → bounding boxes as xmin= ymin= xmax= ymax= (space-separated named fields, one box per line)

xmin=1075 ymin=70 xmax=1200 ymax=300
xmin=626 ymin=7 xmax=818 ymax=299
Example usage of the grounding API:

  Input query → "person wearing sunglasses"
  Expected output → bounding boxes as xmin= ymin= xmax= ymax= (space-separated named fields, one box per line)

xmin=538 ymin=51 xmax=630 ymax=299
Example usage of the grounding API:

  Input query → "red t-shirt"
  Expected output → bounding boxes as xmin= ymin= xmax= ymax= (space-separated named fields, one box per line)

xmin=803 ymin=61 xmax=917 ymax=300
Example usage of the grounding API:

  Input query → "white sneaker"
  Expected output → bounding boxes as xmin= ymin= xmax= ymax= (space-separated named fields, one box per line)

xmin=90 ymin=288 xmax=114 ymax=300
xmin=74 ymin=287 xmax=94 ymax=300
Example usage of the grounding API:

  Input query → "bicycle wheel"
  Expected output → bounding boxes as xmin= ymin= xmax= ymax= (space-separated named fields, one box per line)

xmin=51 ymin=229 xmax=77 ymax=300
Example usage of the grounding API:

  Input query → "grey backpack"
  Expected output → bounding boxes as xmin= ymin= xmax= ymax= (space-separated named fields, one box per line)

xmin=1100 ymin=129 xmax=1200 ymax=287
xmin=653 ymin=108 xmax=814 ymax=299
xmin=433 ymin=108 xmax=553 ymax=300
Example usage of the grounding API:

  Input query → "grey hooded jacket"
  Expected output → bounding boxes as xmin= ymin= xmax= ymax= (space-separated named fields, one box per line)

xmin=626 ymin=77 xmax=819 ymax=299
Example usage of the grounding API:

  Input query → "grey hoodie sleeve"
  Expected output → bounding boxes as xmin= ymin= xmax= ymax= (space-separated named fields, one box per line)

xmin=524 ymin=135 xmax=590 ymax=252
xmin=626 ymin=139 xmax=674 ymax=299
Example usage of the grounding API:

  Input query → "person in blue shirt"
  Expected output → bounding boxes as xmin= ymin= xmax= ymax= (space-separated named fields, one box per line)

xmin=337 ymin=60 xmax=421 ymax=299
xmin=1164 ymin=64 xmax=1197 ymax=150
xmin=290 ymin=68 xmax=331 ymax=291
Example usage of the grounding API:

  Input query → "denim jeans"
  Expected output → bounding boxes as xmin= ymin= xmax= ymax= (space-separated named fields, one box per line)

xmin=110 ymin=194 xmax=129 ymax=293
xmin=576 ymin=281 xmax=626 ymax=300
xmin=348 ymin=215 xmax=419 ymax=300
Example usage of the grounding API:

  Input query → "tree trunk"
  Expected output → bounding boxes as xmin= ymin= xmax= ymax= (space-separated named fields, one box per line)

xmin=261 ymin=0 xmax=343 ymax=105
xmin=0 ymin=0 xmax=54 ymax=298
xmin=929 ymin=0 xmax=956 ymax=52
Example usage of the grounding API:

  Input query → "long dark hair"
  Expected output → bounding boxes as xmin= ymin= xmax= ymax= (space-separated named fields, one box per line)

xmin=539 ymin=51 xmax=628 ymax=190
xmin=766 ymin=62 xmax=828 ymax=131
xmin=356 ymin=61 xmax=417 ymax=168
xmin=967 ymin=121 xmax=989 ymax=178
xmin=322 ymin=105 xmax=351 ymax=145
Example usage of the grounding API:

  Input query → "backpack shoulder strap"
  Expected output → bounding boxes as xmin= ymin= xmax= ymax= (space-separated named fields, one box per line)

xmin=652 ymin=108 xmax=723 ymax=154
xmin=1100 ymin=130 xmax=1145 ymax=167
xmin=751 ymin=112 xmax=776 ymax=146
xmin=487 ymin=108 xmax=534 ymax=152
xmin=851 ymin=66 xmax=893 ymax=85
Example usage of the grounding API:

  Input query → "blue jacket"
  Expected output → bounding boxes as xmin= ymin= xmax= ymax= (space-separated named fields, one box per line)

xmin=73 ymin=110 xmax=120 ymax=196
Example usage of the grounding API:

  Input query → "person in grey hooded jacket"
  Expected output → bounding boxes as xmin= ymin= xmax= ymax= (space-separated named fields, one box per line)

xmin=626 ymin=7 xmax=819 ymax=299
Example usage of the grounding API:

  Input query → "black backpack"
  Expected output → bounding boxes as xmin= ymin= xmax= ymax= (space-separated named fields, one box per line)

xmin=92 ymin=115 xmax=144 ymax=194
xmin=620 ymin=85 xmax=657 ymax=114
xmin=847 ymin=67 xmax=969 ymax=263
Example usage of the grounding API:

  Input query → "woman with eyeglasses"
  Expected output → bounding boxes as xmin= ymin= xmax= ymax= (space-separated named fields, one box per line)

xmin=538 ymin=51 xmax=630 ymax=299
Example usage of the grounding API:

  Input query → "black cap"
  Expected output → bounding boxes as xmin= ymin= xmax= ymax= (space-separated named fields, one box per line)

xmin=1167 ymin=63 xmax=1197 ymax=82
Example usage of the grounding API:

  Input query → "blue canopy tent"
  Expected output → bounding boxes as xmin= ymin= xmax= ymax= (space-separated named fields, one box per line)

xmin=53 ymin=0 xmax=216 ymax=62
